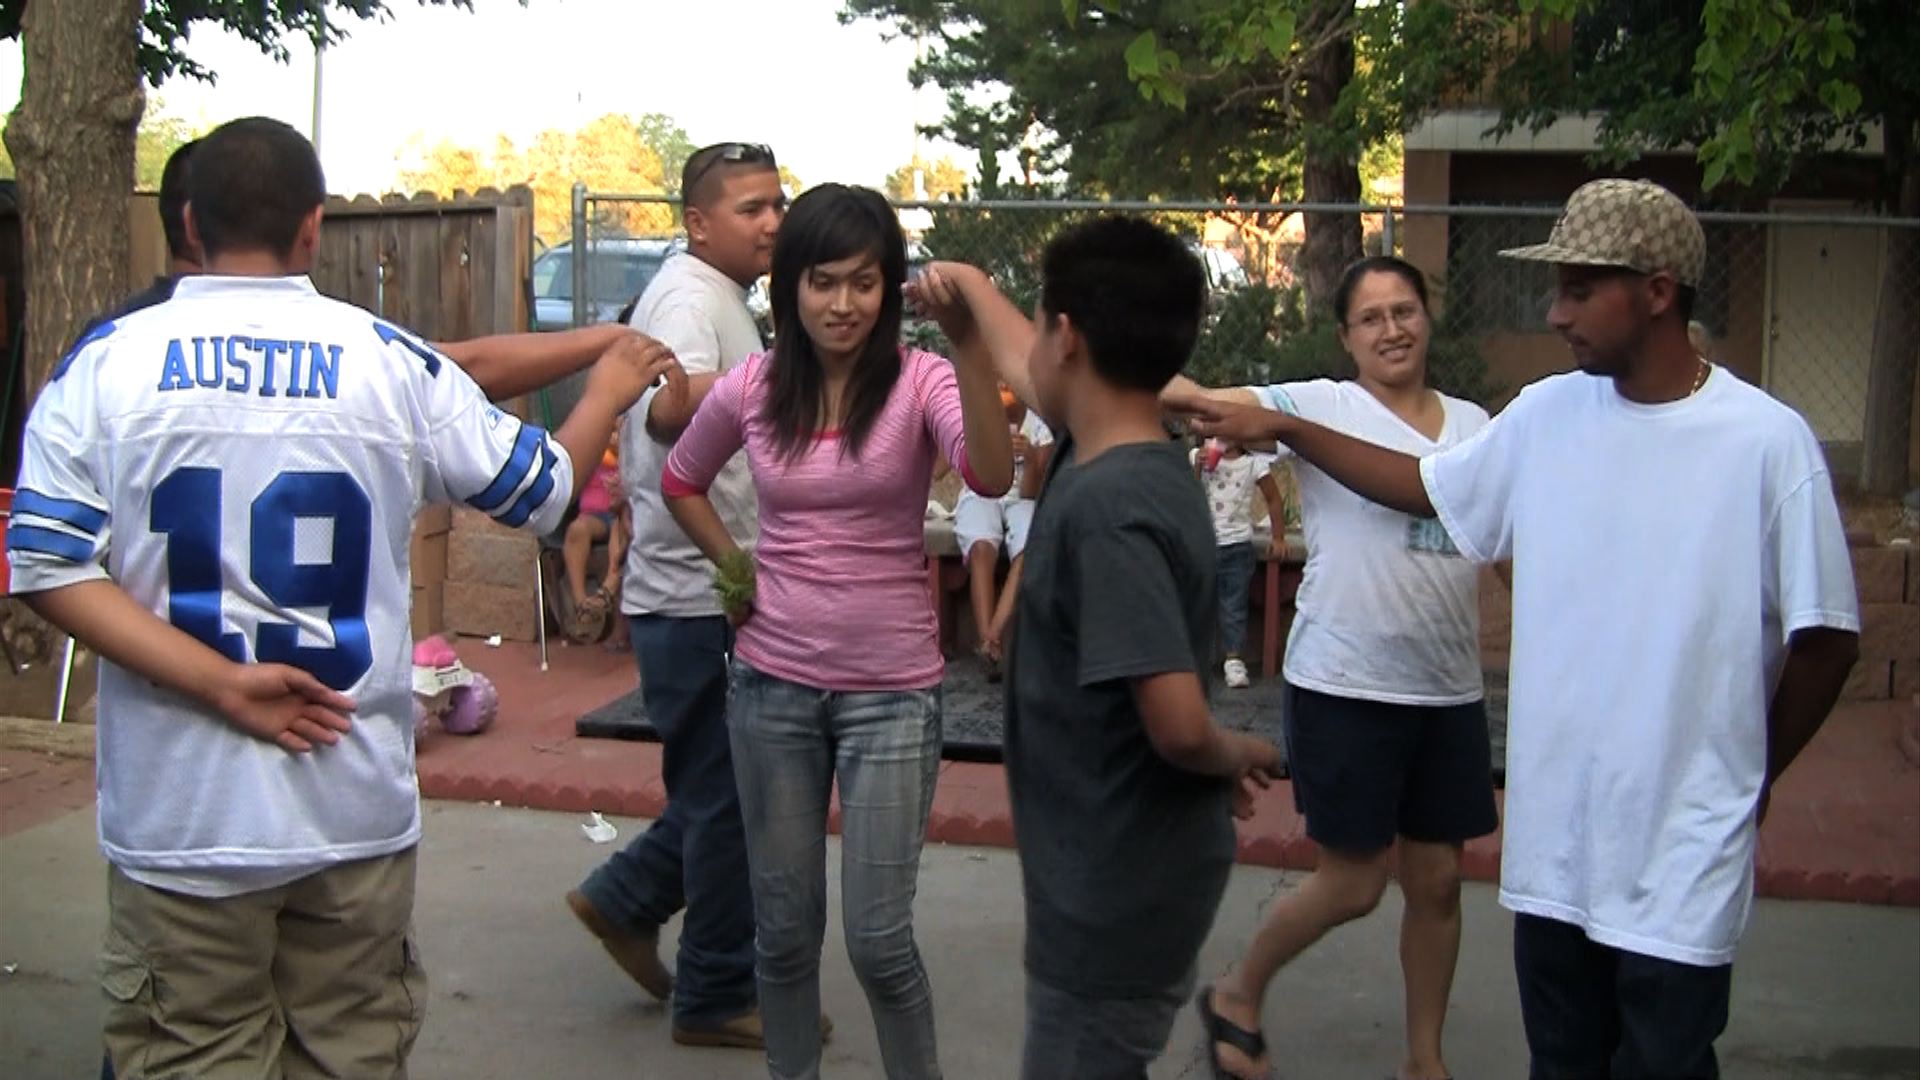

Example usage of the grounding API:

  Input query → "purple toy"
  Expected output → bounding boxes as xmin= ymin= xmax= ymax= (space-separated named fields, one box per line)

xmin=441 ymin=671 xmax=498 ymax=735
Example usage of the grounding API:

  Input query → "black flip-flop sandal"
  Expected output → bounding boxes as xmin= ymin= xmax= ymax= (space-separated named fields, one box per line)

xmin=1196 ymin=982 xmax=1268 ymax=1080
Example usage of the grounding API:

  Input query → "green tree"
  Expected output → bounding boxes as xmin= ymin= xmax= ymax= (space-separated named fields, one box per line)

xmin=634 ymin=112 xmax=697 ymax=194
xmin=843 ymin=1 xmax=1496 ymax=310
xmin=884 ymin=154 xmax=970 ymax=201
xmin=1491 ymin=0 xmax=1918 ymax=492
xmin=0 ymin=0 xmax=490 ymax=399
xmin=134 ymin=104 xmax=200 ymax=190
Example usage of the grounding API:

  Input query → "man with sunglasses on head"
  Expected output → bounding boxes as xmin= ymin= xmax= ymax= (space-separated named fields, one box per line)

xmin=567 ymin=141 xmax=794 ymax=1051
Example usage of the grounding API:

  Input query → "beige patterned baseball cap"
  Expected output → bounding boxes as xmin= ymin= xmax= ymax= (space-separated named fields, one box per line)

xmin=1500 ymin=179 xmax=1706 ymax=287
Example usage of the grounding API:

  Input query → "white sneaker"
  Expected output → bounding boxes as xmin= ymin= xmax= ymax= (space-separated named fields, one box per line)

xmin=1223 ymin=658 xmax=1250 ymax=689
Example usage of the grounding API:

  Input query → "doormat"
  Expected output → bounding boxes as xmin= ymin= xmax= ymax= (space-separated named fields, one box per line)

xmin=577 ymin=657 xmax=1508 ymax=782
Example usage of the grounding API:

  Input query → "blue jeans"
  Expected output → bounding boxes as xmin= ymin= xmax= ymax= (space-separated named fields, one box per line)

xmin=1515 ymin=913 xmax=1731 ymax=1078
xmin=578 ymin=614 xmax=756 ymax=1026
xmin=727 ymin=658 xmax=944 ymax=1080
xmin=1216 ymin=541 xmax=1256 ymax=657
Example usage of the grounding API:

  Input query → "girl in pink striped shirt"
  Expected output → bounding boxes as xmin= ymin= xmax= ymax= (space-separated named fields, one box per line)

xmin=661 ymin=183 xmax=1011 ymax=1080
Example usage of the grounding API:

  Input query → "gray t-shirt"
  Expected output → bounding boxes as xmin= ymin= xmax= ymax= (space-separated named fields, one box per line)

xmin=1006 ymin=434 xmax=1234 ymax=997
xmin=620 ymin=252 xmax=764 ymax=616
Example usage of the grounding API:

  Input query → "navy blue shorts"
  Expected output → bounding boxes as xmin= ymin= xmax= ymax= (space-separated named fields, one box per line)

xmin=1283 ymin=682 xmax=1499 ymax=853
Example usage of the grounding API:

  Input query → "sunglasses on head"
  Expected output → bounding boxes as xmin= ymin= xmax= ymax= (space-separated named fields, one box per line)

xmin=686 ymin=142 xmax=776 ymax=192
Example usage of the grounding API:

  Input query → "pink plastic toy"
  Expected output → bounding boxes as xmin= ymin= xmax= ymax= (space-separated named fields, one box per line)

xmin=441 ymin=672 xmax=498 ymax=735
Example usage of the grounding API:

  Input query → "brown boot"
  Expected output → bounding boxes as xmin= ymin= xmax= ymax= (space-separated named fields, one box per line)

xmin=564 ymin=889 xmax=672 ymax=1001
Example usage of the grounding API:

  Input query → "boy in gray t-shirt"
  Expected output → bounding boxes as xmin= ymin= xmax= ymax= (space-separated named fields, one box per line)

xmin=912 ymin=218 xmax=1280 ymax=1078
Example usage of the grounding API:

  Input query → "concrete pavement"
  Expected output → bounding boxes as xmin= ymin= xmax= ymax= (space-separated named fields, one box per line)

xmin=3 ymin=798 xmax=1917 ymax=1079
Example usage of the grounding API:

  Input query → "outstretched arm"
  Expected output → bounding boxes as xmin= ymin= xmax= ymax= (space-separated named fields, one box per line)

xmin=1184 ymin=397 xmax=1433 ymax=518
xmin=435 ymin=324 xmax=635 ymax=402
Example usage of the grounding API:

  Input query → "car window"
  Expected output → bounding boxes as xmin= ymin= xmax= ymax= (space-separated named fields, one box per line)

xmin=533 ymin=251 xmax=571 ymax=300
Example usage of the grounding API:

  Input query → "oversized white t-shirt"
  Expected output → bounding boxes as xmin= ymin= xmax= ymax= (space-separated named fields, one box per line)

xmin=1420 ymin=366 xmax=1859 ymax=965
xmin=1254 ymin=380 xmax=1488 ymax=705
xmin=7 ymin=275 xmax=574 ymax=896
xmin=622 ymin=252 xmax=764 ymax=617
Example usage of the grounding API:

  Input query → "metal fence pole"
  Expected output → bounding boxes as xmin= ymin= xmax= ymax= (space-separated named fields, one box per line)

xmin=1382 ymin=205 xmax=1395 ymax=255
xmin=571 ymin=181 xmax=588 ymax=330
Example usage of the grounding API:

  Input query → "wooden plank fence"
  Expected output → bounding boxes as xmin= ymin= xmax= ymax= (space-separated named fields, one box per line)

xmin=309 ymin=186 xmax=536 ymax=342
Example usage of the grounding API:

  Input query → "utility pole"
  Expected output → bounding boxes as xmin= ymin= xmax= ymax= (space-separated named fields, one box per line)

xmin=311 ymin=36 xmax=325 ymax=158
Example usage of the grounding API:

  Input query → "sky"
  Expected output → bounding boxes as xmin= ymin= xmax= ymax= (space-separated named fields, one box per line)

xmin=0 ymin=0 xmax=968 ymax=198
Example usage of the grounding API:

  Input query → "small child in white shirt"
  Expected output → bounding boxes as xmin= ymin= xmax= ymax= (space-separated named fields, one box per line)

xmin=1192 ymin=438 xmax=1283 ymax=687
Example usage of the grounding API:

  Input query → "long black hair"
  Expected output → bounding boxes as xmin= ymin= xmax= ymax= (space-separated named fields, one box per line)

xmin=761 ymin=184 xmax=907 ymax=461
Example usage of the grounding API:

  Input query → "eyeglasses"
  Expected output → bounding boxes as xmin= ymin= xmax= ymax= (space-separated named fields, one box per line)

xmin=685 ymin=142 xmax=776 ymax=193
xmin=1346 ymin=302 xmax=1425 ymax=334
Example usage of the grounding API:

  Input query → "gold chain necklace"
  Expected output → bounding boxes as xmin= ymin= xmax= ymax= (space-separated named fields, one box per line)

xmin=1688 ymin=358 xmax=1710 ymax=397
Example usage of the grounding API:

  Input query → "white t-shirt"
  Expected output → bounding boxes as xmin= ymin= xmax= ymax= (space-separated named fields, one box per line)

xmin=955 ymin=411 xmax=1053 ymax=513
xmin=622 ymin=253 xmax=764 ymax=616
xmin=1254 ymin=380 xmax=1488 ymax=705
xmin=1420 ymin=366 xmax=1859 ymax=965
xmin=7 ymin=276 xmax=573 ymax=896
xmin=1189 ymin=449 xmax=1276 ymax=546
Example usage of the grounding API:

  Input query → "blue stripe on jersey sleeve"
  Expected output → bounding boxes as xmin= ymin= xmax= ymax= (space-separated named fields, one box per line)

xmin=497 ymin=439 xmax=560 ymax=528
xmin=7 ymin=523 xmax=96 ymax=563
xmin=50 ymin=319 xmax=117 ymax=383
xmin=1261 ymin=386 xmax=1300 ymax=417
xmin=467 ymin=424 xmax=544 ymax=514
xmin=372 ymin=320 xmax=443 ymax=376
xmin=13 ymin=490 xmax=108 ymax=535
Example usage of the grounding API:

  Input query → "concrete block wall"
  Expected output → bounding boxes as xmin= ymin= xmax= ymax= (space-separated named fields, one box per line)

xmin=437 ymin=508 xmax=540 ymax=642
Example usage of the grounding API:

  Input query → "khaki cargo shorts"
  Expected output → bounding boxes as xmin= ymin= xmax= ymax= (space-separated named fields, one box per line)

xmin=101 ymin=847 xmax=426 ymax=1080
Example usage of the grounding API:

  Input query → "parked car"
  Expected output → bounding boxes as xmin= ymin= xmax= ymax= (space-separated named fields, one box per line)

xmin=530 ymin=238 xmax=676 ymax=331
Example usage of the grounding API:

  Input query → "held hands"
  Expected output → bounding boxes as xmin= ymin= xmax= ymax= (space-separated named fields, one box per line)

xmin=589 ymin=331 xmax=685 ymax=413
xmin=207 ymin=663 xmax=357 ymax=754
xmin=1178 ymin=396 xmax=1287 ymax=452
xmin=904 ymin=261 xmax=981 ymax=347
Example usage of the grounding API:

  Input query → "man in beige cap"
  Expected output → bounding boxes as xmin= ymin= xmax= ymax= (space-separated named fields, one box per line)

xmin=1180 ymin=178 xmax=1862 ymax=1077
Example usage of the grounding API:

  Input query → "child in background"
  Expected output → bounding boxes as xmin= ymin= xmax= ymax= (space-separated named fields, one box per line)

xmin=952 ymin=383 xmax=1053 ymax=681
xmin=1193 ymin=438 xmax=1284 ymax=689
xmin=563 ymin=430 xmax=629 ymax=643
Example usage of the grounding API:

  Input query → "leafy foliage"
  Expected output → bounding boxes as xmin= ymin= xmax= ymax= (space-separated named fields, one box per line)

xmin=397 ymin=114 xmax=672 ymax=244
xmin=885 ymin=154 xmax=971 ymax=201
xmin=1496 ymin=0 xmax=1911 ymax=198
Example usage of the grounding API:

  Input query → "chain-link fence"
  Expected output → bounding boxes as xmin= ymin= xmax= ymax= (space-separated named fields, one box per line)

xmin=556 ymin=187 xmax=1919 ymax=469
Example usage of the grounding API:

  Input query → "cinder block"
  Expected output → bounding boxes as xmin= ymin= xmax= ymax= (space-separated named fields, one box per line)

xmin=1839 ymin=658 xmax=1892 ymax=702
xmin=448 ymin=528 xmax=538 ymax=590
xmin=443 ymin=581 xmax=537 ymax=642
xmin=1852 ymin=546 xmax=1908 ymax=604
xmin=410 ymin=529 xmax=448 ymax=587
xmin=410 ymin=581 xmax=445 ymax=640
xmin=1858 ymin=603 xmax=1920 ymax=665
xmin=415 ymin=503 xmax=452 ymax=537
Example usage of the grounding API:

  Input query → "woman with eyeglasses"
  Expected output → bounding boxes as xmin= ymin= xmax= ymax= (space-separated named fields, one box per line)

xmin=1164 ymin=256 xmax=1498 ymax=1080
xmin=659 ymin=183 xmax=1012 ymax=1080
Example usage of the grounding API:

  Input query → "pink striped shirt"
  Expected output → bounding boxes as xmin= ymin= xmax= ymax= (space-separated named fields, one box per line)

xmin=662 ymin=348 xmax=985 ymax=691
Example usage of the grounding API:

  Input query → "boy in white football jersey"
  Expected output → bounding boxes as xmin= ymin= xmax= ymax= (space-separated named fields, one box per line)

xmin=8 ymin=117 xmax=678 ymax=1078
